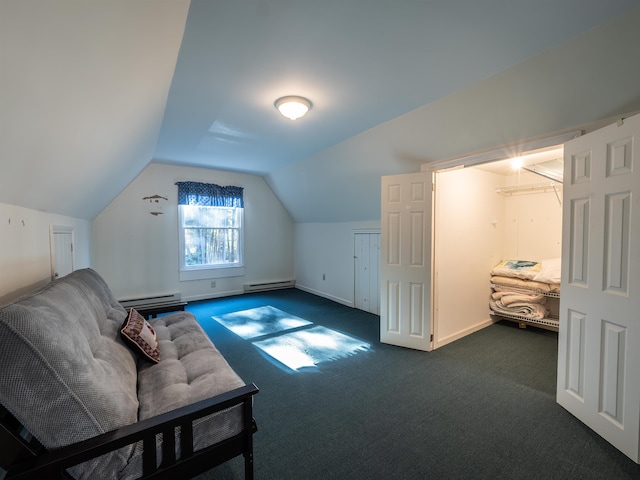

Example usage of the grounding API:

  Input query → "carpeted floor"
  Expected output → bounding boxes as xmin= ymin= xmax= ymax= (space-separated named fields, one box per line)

xmin=213 ymin=305 xmax=312 ymax=340
xmin=213 ymin=304 xmax=370 ymax=371
xmin=188 ymin=289 xmax=640 ymax=480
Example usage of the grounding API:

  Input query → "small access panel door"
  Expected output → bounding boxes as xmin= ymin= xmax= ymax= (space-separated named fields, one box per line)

xmin=354 ymin=232 xmax=380 ymax=315
xmin=50 ymin=225 xmax=74 ymax=280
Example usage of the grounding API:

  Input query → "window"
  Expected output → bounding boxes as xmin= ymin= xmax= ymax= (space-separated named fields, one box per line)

xmin=176 ymin=181 xmax=244 ymax=281
xmin=180 ymin=205 xmax=243 ymax=267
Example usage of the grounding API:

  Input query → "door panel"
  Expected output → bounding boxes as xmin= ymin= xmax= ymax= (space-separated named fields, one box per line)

xmin=565 ymin=309 xmax=586 ymax=399
xmin=557 ymin=113 xmax=640 ymax=462
xmin=380 ymin=173 xmax=432 ymax=351
xmin=568 ymin=197 xmax=590 ymax=285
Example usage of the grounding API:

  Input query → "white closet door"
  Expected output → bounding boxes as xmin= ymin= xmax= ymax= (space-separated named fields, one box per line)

xmin=354 ymin=232 xmax=380 ymax=315
xmin=380 ymin=172 xmax=432 ymax=351
xmin=50 ymin=225 xmax=74 ymax=280
xmin=557 ymin=113 xmax=640 ymax=462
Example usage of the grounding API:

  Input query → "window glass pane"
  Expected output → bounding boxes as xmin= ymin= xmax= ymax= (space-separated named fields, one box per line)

xmin=181 ymin=205 xmax=242 ymax=267
xmin=183 ymin=205 xmax=238 ymax=228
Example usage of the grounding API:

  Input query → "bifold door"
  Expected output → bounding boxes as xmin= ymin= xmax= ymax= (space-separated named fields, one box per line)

xmin=557 ymin=113 xmax=640 ymax=463
xmin=380 ymin=172 xmax=432 ymax=351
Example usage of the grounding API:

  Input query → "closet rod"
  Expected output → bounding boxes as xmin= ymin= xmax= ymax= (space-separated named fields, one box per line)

xmin=495 ymin=181 xmax=561 ymax=195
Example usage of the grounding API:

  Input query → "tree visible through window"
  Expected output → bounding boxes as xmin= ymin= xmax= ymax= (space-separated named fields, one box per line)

xmin=181 ymin=205 xmax=242 ymax=267
xmin=176 ymin=181 xmax=244 ymax=271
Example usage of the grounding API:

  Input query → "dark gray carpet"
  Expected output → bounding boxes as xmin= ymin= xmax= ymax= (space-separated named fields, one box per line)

xmin=188 ymin=289 xmax=640 ymax=479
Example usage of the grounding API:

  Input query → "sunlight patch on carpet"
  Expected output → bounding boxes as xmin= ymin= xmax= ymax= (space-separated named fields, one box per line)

xmin=213 ymin=305 xmax=312 ymax=340
xmin=253 ymin=326 xmax=370 ymax=371
xmin=213 ymin=306 xmax=370 ymax=372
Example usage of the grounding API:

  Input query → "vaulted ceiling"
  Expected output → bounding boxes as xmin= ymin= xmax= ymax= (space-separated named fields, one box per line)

xmin=2 ymin=1 xmax=640 ymax=222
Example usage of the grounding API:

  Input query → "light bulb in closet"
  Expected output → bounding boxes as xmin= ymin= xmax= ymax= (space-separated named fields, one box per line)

xmin=511 ymin=157 xmax=523 ymax=170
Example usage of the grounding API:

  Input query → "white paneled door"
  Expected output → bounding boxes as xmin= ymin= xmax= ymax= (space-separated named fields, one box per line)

xmin=557 ymin=113 xmax=640 ymax=462
xmin=50 ymin=225 xmax=74 ymax=280
xmin=380 ymin=173 xmax=432 ymax=351
xmin=354 ymin=232 xmax=380 ymax=315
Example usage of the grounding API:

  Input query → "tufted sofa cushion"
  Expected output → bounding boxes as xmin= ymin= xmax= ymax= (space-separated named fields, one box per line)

xmin=0 ymin=269 xmax=139 ymax=479
xmin=119 ymin=312 xmax=247 ymax=479
xmin=137 ymin=312 xmax=245 ymax=420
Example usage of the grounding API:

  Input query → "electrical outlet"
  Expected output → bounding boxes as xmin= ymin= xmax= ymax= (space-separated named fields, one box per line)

xmin=322 ymin=273 xmax=326 ymax=280
xmin=210 ymin=280 xmax=216 ymax=288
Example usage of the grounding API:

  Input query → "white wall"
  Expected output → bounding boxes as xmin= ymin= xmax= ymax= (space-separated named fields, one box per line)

xmin=294 ymin=220 xmax=380 ymax=307
xmin=501 ymin=170 xmax=563 ymax=260
xmin=92 ymin=163 xmax=294 ymax=301
xmin=434 ymin=168 xmax=504 ymax=347
xmin=0 ymin=202 xmax=91 ymax=304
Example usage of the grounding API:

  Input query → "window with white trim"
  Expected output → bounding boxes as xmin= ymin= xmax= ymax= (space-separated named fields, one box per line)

xmin=176 ymin=181 xmax=245 ymax=281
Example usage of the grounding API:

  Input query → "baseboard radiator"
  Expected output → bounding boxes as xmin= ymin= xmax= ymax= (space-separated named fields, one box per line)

xmin=243 ymin=280 xmax=295 ymax=293
xmin=119 ymin=292 xmax=181 ymax=308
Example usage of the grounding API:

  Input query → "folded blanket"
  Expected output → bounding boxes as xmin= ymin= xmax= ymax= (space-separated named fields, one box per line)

xmin=490 ymin=300 xmax=548 ymax=320
xmin=490 ymin=259 xmax=541 ymax=280
xmin=491 ymin=291 xmax=546 ymax=306
xmin=491 ymin=276 xmax=553 ymax=293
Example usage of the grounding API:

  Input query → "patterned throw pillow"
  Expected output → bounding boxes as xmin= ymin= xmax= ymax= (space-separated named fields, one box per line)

xmin=120 ymin=308 xmax=160 ymax=363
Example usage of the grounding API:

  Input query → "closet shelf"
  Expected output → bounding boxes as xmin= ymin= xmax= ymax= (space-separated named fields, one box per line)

xmin=490 ymin=283 xmax=560 ymax=298
xmin=495 ymin=181 xmax=561 ymax=195
xmin=490 ymin=309 xmax=560 ymax=332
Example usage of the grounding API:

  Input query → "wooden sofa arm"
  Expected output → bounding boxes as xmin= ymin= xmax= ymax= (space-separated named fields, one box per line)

xmin=5 ymin=383 xmax=259 ymax=480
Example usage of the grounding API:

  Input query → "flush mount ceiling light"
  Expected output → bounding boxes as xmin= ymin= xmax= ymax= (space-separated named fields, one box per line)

xmin=275 ymin=96 xmax=312 ymax=120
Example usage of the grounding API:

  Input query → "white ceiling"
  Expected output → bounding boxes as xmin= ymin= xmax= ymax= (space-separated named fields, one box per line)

xmin=154 ymin=0 xmax=639 ymax=175
xmin=2 ymin=1 xmax=640 ymax=221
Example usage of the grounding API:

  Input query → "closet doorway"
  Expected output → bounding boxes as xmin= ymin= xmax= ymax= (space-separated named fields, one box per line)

xmin=432 ymin=147 xmax=563 ymax=348
xmin=380 ymin=130 xmax=578 ymax=353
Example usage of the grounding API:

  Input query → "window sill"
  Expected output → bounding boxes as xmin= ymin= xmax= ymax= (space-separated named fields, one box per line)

xmin=179 ymin=266 xmax=245 ymax=282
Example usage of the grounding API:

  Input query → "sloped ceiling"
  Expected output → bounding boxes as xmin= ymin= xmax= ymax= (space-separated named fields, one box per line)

xmin=2 ymin=1 xmax=640 ymax=221
xmin=0 ymin=0 xmax=190 ymax=219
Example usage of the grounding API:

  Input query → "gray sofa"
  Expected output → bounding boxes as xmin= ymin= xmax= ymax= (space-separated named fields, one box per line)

xmin=0 ymin=268 xmax=258 ymax=479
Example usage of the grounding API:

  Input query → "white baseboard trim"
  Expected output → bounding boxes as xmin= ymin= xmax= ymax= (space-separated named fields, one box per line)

xmin=434 ymin=318 xmax=497 ymax=349
xmin=182 ymin=289 xmax=244 ymax=303
xmin=295 ymin=284 xmax=353 ymax=308
xmin=183 ymin=285 xmax=355 ymax=307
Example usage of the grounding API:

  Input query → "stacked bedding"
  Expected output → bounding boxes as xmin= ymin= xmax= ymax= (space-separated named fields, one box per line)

xmin=490 ymin=287 xmax=547 ymax=319
xmin=490 ymin=258 xmax=561 ymax=320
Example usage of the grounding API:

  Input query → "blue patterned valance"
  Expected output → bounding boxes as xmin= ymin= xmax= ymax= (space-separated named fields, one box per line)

xmin=175 ymin=181 xmax=244 ymax=207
